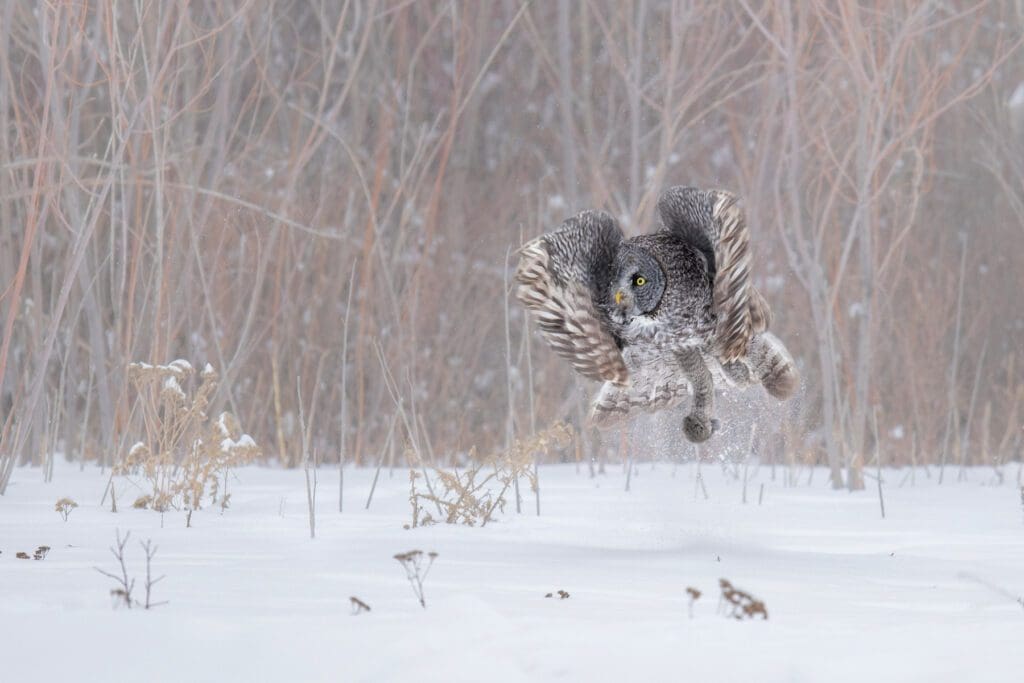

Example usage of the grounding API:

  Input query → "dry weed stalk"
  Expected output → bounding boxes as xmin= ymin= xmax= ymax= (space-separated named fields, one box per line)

xmin=349 ymin=596 xmax=371 ymax=615
xmin=406 ymin=423 xmax=573 ymax=528
xmin=686 ymin=587 xmax=702 ymax=618
xmin=94 ymin=530 xmax=166 ymax=610
xmin=116 ymin=361 xmax=260 ymax=523
xmin=55 ymin=497 xmax=78 ymax=521
xmin=394 ymin=550 xmax=438 ymax=608
xmin=140 ymin=540 xmax=167 ymax=610
xmin=95 ymin=530 xmax=134 ymax=609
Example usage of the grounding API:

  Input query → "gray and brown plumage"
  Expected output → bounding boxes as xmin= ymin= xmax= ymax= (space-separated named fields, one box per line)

xmin=515 ymin=186 xmax=798 ymax=443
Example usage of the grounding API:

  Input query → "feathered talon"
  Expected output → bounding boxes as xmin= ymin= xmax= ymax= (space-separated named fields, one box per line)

xmin=684 ymin=415 xmax=717 ymax=443
xmin=764 ymin=364 xmax=799 ymax=400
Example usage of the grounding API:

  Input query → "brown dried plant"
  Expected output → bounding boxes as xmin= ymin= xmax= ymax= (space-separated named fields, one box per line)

xmin=406 ymin=422 xmax=573 ymax=528
xmin=686 ymin=586 xmax=702 ymax=618
xmin=94 ymin=530 xmax=166 ymax=610
xmin=718 ymin=579 xmax=768 ymax=620
xmin=349 ymin=596 xmax=371 ymax=615
xmin=394 ymin=550 xmax=438 ymax=608
xmin=55 ymin=497 xmax=78 ymax=521
xmin=116 ymin=361 xmax=260 ymax=522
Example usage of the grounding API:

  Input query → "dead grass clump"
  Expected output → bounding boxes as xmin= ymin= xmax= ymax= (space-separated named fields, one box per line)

xmin=406 ymin=422 xmax=573 ymax=528
xmin=11 ymin=545 xmax=50 ymax=560
xmin=718 ymin=578 xmax=768 ymax=620
xmin=116 ymin=361 xmax=260 ymax=523
xmin=55 ymin=497 xmax=78 ymax=521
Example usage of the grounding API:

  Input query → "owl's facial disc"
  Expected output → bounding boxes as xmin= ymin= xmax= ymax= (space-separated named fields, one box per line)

xmin=611 ymin=247 xmax=665 ymax=320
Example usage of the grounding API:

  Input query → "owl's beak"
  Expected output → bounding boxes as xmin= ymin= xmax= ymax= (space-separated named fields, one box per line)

xmin=614 ymin=290 xmax=624 ymax=306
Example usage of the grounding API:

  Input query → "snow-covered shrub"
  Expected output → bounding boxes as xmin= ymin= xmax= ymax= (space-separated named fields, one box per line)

xmin=116 ymin=361 xmax=260 ymax=522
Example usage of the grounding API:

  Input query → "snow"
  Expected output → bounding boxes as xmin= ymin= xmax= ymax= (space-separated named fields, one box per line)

xmin=161 ymin=376 xmax=185 ymax=400
xmin=168 ymin=359 xmax=193 ymax=376
xmin=2 ymin=462 xmax=1022 ymax=682
xmin=216 ymin=412 xmax=232 ymax=438
xmin=220 ymin=434 xmax=256 ymax=453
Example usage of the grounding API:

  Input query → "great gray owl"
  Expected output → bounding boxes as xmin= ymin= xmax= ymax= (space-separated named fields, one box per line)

xmin=515 ymin=186 xmax=798 ymax=443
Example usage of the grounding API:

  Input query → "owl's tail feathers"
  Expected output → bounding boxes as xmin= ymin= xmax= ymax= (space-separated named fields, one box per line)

xmin=750 ymin=332 xmax=799 ymax=400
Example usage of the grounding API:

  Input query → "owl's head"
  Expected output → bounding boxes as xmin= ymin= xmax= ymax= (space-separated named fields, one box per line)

xmin=609 ymin=246 xmax=665 ymax=321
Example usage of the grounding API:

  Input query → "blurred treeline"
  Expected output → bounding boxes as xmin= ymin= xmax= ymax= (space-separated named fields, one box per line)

xmin=1 ymin=1 xmax=1021 ymax=490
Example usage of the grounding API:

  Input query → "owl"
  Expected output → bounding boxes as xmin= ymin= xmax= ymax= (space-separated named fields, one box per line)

xmin=515 ymin=186 xmax=798 ymax=443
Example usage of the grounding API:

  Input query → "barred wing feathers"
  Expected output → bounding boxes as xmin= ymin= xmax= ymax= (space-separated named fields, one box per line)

xmin=515 ymin=211 xmax=628 ymax=385
xmin=657 ymin=186 xmax=767 ymax=362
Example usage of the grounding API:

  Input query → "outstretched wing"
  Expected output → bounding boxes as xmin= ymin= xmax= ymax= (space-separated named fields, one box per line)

xmin=515 ymin=210 xmax=629 ymax=385
xmin=657 ymin=186 xmax=769 ymax=362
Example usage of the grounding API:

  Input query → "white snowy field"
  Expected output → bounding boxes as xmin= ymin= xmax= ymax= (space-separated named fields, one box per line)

xmin=2 ymin=461 xmax=1023 ymax=682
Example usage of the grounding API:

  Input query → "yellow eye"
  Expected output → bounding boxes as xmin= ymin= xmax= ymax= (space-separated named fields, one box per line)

xmin=635 ymin=276 xmax=647 ymax=287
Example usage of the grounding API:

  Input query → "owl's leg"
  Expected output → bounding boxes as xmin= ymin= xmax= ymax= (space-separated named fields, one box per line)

xmin=747 ymin=332 xmax=799 ymax=400
xmin=676 ymin=348 xmax=716 ymax=443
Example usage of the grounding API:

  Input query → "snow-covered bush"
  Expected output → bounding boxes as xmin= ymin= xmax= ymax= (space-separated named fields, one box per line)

xmin=116 ymin=361 xmax=260 ymax=522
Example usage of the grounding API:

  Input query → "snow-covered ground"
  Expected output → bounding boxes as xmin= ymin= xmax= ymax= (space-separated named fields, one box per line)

xmin=2 ymin=461 xmax=1022 ymax=682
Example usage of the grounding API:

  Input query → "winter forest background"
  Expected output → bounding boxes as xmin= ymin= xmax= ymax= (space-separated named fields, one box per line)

xmin=1 ymin=0 xmax=1023 ymax=491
